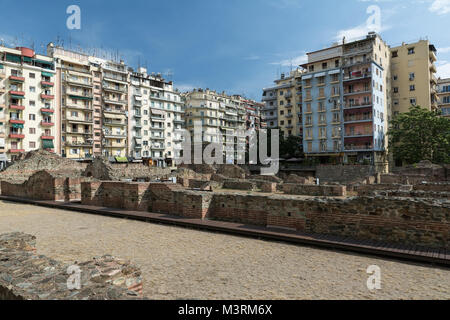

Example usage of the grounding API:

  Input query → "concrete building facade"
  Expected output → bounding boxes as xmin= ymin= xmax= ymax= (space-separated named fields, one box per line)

xmin=184 ymin=89 xmax=246 ymax=164
xmin=437 ymin=78 xmax=450 ymax=117
xmin=390 ymin=40 xmax=438 ymax=114
xmin=0 ymin=46 xmax=56 ymax=161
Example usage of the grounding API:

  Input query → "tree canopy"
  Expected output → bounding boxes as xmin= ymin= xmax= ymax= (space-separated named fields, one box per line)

xmin=388 ymin=106 xmax=450 ymax=164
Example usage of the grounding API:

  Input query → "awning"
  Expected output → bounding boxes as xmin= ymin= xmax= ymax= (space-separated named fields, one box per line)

xmin=69 ymin=95 xmax=93 ymax=100
xmin=42 ymin=139 xmax=54 ymax=149
xmin=302 ymin=75 xmax=313 ymax=80
xmin=12 ymin=123 xmax=24 ymax=129
xmin=0 ymin=64 xmax=4 ymax=69
xmin=42 ymin=72 xmax=54 ymax=77
xmin=135 ymin=96 xmax=142 ymax=101
xmin=6 ymin=54 xmax=21 ymax=63
xmin=23 ymin=57 xmax=32 ymax=62
xmin=11 ymin=95 xmax=24 ymax=99
xmin=329 ymin=69 xmax=341 ymax=75
xmin=41 ymin=112 xmax=53 ymax=116
xmin=135 ymin=138 xmax=142 ymax=144
xmin=115 ymin=156 xmax=128 ymax=163
xmin=34 ymin=59 xmax=53 ymax=66
xmin=314 ymin=72 xmax=326 ymax=78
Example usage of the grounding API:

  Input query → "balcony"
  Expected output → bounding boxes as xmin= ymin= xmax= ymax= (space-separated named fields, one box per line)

xmin=40 ymin=108 xmax=55 ymax=113
xmin=41 ymin=94 xmax=54 ymax=100
xmin=8 ymin=149 xmax=25 ymax=153
xmin=9 ymin=75 xmax=25 ymax=83
xmin=343 ymin=88 xmax=372 ymax=96
xmin=41 ymin=81 xmax=54 ymax=87
xmin=151 ymin=136 xmax=165 ymax=140
xmin=64 ymin=117 xmax=93 ymax=124
xmin=343 ymin=73 xmax=372 ymax=82
xmin=103 ymin=120 xmax=125 ymax=126
xmin=41 ymin=121 xmax=54 ymax=126
xmin=9 ymin=104 xmax=25 ymax=111
xmin=9 ymin=133 xmax=25 ymax=139
xmin=430 ymin=50 xmax=437 ymax=62
xmin=9 ymin=119 xmax=25 ymax=125
xmin=104 ymin=108 xmax=126 ymax=114
xmin=344 ymin=116 xmax=373 ymax=124
xmin=344 ymin=145 xmax=373 ymax=152
xmin=9 ymin=90 xmax=25 ymax=97
xmin=65 ymin=141 xmax=93 ymax=147
xmin=41 ymin=135 xmax=54 ymax=140
xmin=430 ymin=63 xmax=437 ymax=73
xmin=103 ymin=85 xmax=127 ymax=94
xmin=68 ymin=93 xmax=93 ymax=101
xmin=151 ymin=145 xmax=165 ymax=150
xmin=103 ymin=97 xmax=127 ymax=105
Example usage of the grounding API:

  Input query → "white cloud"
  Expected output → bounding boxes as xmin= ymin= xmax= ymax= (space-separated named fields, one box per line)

xmin=334 ymin=23 xmax=390 ymax=42
xmin=175 ymin=83 xmax=199 ymax=92
xmin=429 ymin=0 xmax=450 ymax=15
xmin=436 ymin=61 xmax=450 ymax=79
xmin=270 ymin=53 xmax=308 ymax=67
xmin=437 ymin=47 xmax=450 ymax=54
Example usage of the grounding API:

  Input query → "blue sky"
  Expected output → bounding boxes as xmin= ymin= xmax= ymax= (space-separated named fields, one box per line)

xmin=0 ymin=0 xmax=449 ymax=100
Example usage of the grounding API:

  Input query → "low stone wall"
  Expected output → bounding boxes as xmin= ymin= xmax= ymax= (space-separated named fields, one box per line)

xmin=316 ymin=165 xmax=376 ymax=184
xmin=355 ymin=183 xmax=450 ymax=196
xmin=413 ymin=183 xmax=450 ymax=192
xmin=0 ymin=232 xmax=144 ymax=300
xmin=222 ymin=180 xmax=256 ymax=191
xmin=1 ymin=171 xmax=86 ymax=201
xmin=282 ymin=183 xmax=347 ymax=197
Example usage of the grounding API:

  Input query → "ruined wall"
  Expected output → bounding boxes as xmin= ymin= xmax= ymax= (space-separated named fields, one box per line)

xmin=222 ymin=180 xmax=256 ymax=191
xmin=1 ymin=171 xmax=85 ymax=201
xmin=0 ymin=232 xmax=144 ymax=300
xmin=282 ymin=183 xmax=347 ymax=197
xmin=316 ymin=165 xmax=376 ymax=184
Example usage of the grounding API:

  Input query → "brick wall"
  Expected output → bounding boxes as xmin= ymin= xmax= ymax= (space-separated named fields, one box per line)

xmin=1 ymin=171 xmax=84 ymax=201
xmin=222 ymin=180 xmax=256 ymax=191
xmin=282 ymin=183 xmax=347 ymax=197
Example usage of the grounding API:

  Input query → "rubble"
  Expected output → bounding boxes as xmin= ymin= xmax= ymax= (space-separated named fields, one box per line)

xmin=83 ymin=157 xmax=171 ymax=181
xmin=0 ymin=232 xmax=145 ymax=300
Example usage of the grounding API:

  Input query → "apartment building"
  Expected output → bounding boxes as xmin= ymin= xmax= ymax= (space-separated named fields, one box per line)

xmin=261 ymin=86 xmax=278 ymax=129
xmin=184 ymin=89 xmax=246 ymax=164
xmin=299 ymin=32 xmax=391 ymax=169
xmin=390 ymin=40 xmax=438 ymax=113
xmin=48 ymin=44 xmax=94 ymax=161
xmin=0 ymin=46 xmax=56 ymax=161
xmin=242 ymin=98 xmax=264 ymax=131
xmin=130 ymin=68 xmax=184 ymax=167
xmin=437 ymin=78 xmax=450 ymax=117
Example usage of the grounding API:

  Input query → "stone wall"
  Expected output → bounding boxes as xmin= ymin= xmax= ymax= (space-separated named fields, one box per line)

xmin=0 ymin=232 xmax=144 ymax=300
xmin=222 ymin=180 xmax=256 ymax=191
xmin=282 ymin=183 xmax=347 ymax=197
xmin=1 ymin=170 xmax=86 ymax=201
xmin=10 ymin=178 xmax=450 ymax=249
xmin=316 ymin=165 xmax=376 ymax=184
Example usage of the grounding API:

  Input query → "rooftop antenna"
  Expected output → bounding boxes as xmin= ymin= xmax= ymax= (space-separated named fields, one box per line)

xmin=165 ymin=69 xmax=173 ymax=81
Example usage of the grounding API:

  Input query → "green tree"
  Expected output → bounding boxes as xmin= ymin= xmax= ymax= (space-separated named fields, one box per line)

xmin=280 ymin=135 xmax=303 ymax=159
xmin=388 ymin=105 xmax=450 ymax=164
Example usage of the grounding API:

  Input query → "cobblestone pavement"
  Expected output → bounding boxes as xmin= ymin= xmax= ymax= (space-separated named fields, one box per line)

xmin=0 ymin=201 xmax=448 ymax=300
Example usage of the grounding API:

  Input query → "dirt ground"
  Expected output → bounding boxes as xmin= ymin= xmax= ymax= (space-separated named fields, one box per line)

xmin=0 ymin=201 xmax=448 ymax=300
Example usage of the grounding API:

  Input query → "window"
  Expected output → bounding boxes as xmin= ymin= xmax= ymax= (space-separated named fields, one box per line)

xmin=410 ymin=98 xmax=417 ymax=106
xmin=29 ymin=114 xmax=36 ymax=121
xmin=409 ymin=73 xmax=415 ymax=81
xmin=29 ymin=73 xmax=35 ymax=78
xmin=29 ymin=128 xmax=36 ymax=134
xmin=29 ymin=142 xmax=36 ymax=148
xmin=307 ymin=142 xmax=312 ymax=152
xmin=408 ymin=47 xmax=415 ymax=55
xmin=335 ymin=60 xmax=339 ymax=68
xmin=410 ymin=85 xmax=415 ymax=91
xmin=393 ymin=87 xmax=399 ymax=93
xmin=322 ymin=62 xmax=327 ymax=69
xmin=70 ymin=149 xmax=79 ymax=155
xmin=29 ymin=86 xmax=36 ymax=92
xmin=30 ymin=101 xmax=35 ymax=107
xmin=309 ymin=65 xmax=314 ymax=72
xmin=393 ymin=75 xmax=398 ymax=81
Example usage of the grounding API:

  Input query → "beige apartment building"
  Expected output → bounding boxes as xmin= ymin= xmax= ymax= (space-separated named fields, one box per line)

xmin=0 ymin=46 xmax=56 ymax=162
xmin=48 ymin=44 xmax=94 ymax=160
xmin=390 ymin=40 xmax=438 ymax=114
xmin=437 ymin=78 xmax=450 ymax=117
xmin=184 ymin=89 xmax=246 ymax=164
